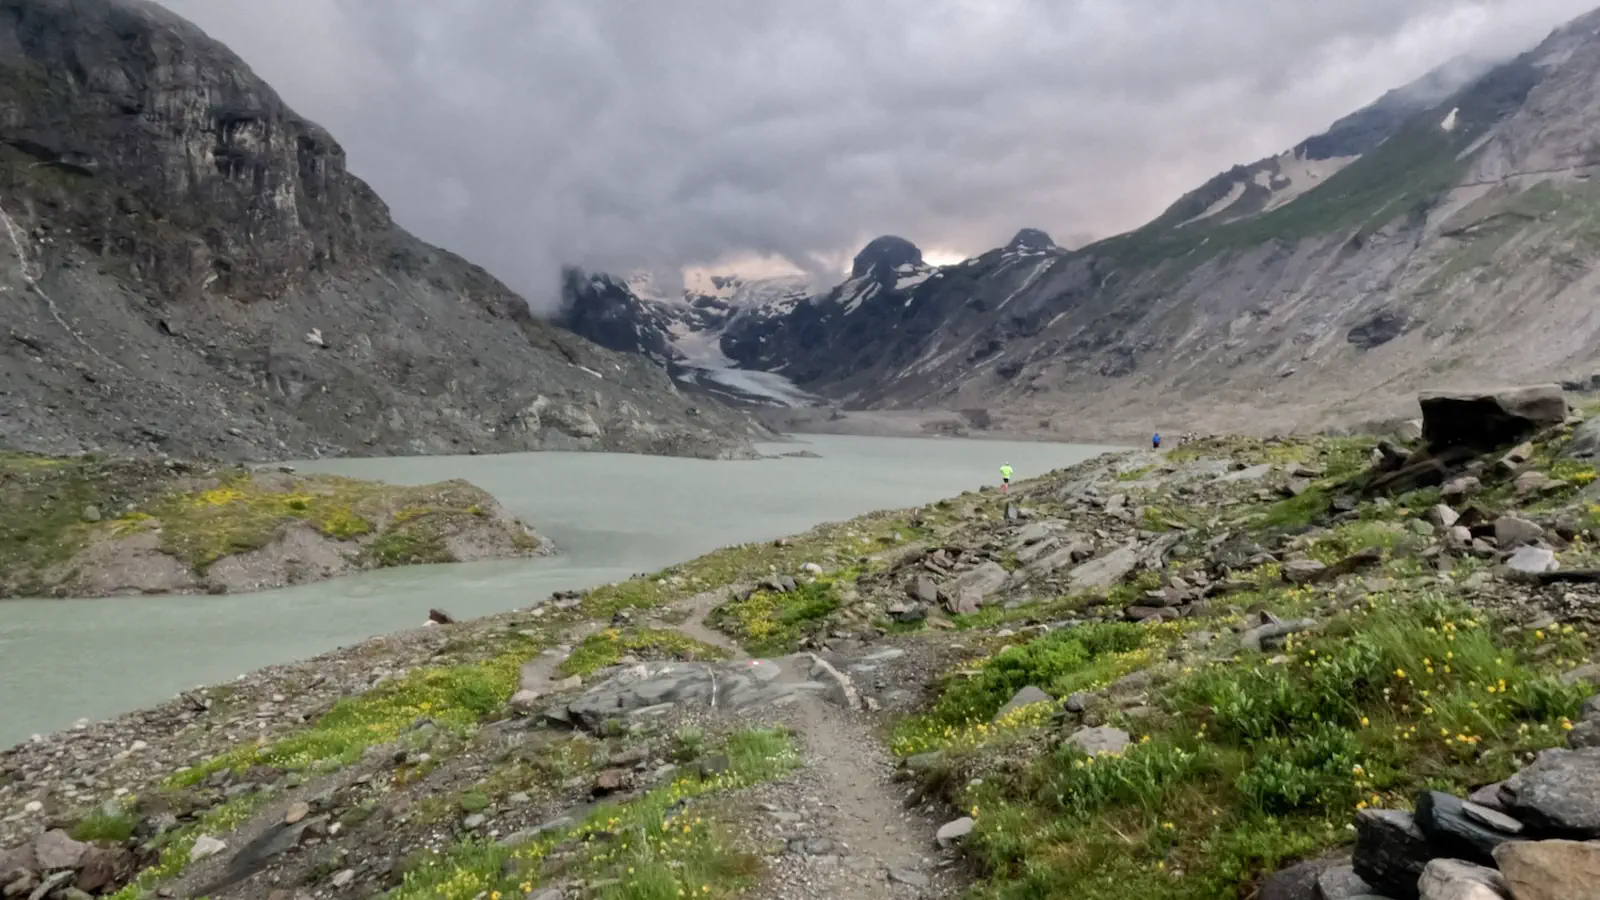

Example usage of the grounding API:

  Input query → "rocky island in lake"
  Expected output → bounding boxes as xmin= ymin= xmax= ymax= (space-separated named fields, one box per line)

xmin=0 ymin=453 xmax=551 ymax=598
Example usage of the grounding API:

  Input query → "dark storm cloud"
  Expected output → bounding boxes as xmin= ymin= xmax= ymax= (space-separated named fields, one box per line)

xmin=160 ymin=0 xmax=1597 ymax=307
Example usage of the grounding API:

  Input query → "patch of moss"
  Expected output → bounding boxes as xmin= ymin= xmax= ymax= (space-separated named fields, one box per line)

xmin=389 ymin=729 xmax=800 ymax=900
xmin=560 ymin=627 xmax=730 ymax=677
xmin=709 ymin=578 xmax=843 ymax=656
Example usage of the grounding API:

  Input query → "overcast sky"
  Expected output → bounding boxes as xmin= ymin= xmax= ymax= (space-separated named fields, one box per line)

xmin=159 ymin=0 xmax=1597 ymax=307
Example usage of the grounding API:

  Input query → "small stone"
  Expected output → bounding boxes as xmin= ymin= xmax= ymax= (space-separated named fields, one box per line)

xmin=1065 ymin=726 xmax=1130 ymax=757
xmin=1283 ymin=559 xmax=1328 ymax=585
xmin=936 ymin=817 xmax=975 ymax=848
xmin=188 ymin=836 xmax=227 ymax=863
xmin=1442 ymin=476 xmax=1482 ymax=500
xmin=887 ymin=868 xmax=930 ymax=888
xmin=81 ymin=505 xmax=101 ymax=523
xmin=463 ymin=814 xmax=486 ymax=830
xmin=330 ymin=868 xmax=356 ymax=889
xmin=995 ymin=686 xmax=1052 ymax=720
xmin=22 ymin=802 xmax=41 ymax=814
xmin=1430 ymin=505 xmax=1461 ymax=528
xmin=285 ymin=801 xmax=311 ymax=825
xmin=1494 ymin=516 xmax=1545 ymax=550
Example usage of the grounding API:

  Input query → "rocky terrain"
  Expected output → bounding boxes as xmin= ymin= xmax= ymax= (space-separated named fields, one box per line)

xmin=0 ymin=451 xmax=551 ymax=599
xmin=0 ymin=0 xmax=762 ymax=461
xmin=558 ymin=7 xmax=1600 ymax=442
xmin=4 ymin=383 xmax=1600 ymax=899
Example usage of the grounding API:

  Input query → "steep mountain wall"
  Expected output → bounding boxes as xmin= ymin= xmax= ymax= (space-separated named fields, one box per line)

xmin=0 ymin=0 xmax=761 ymax=460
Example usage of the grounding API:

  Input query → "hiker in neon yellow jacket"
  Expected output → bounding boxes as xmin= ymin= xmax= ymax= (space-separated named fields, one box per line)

xmin=1000 ymin=462 xmax=1013 ymax=494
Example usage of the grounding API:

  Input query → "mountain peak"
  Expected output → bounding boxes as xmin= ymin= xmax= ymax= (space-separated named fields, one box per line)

xmin=1006 ymin=228 xmax=1057 ymax=252
xmin=851 ymin=235 xmax=923 ymax=278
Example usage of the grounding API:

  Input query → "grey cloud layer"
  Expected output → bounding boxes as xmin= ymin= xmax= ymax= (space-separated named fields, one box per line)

xmin=160 ymin=0 xmax=1597 ymax=308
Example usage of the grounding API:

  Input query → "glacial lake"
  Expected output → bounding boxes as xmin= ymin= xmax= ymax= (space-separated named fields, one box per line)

xmin=0 ymin=434 xmax=1110 ymax=747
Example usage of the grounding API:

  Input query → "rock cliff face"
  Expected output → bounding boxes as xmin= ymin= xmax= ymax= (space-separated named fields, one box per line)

xmin=0 ymin=0 xmax=761 ymax=460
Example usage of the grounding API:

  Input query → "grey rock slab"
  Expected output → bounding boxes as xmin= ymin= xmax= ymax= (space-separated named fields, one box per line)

xmin=887 ymin=868 xmax=930 ymax=888
xmin=1242 ymin=619 xmax=1317 ymax=653
xmin=1494 ymin=516 xmax=1546 ymax=550
xmin=1505 ymin=546 xmax=1558 ymax=577
xmin=995 ymin=686 xmax=1053 ymax=720
xmin=1354 ymin=809 xmax=1431 ymax=900
xmin=1066 ymin=543 xmax=1141 ymax=591
xmin=1315 ymin=863 xmax=1375 ymax=900
xmin=1416 ymin=791 xmax=1519 ymax=864
xmin=188 ymin=835 xmax=227 ymax=864
xmin=1502 ymin=748 xmax=1600 ymax=837
xmin=563 ymin=658 xmax=798 ymax=729
xmin=1569 ymin=718 xmax=1600 ymax=750
xmin=1564 ymin=417 xmax=1600 ymax=460
xmin=1261 ymin=859 xmax=1331 ymax=900
xmin=1014 ymin=522 xmax=1055 ymax=546
xmin=935 ymin=817 xmax=974 ymax=848
xmin=941 ymin=562 xmax=1009 ymax=604
xmin=1283 ymin=559 xmax=1329 ymax=584
xmin=1220 ymin=464 xmax=1274 ymax=483
xmin=1065 ymin=726 xmax=1129 ymax=757
xmin=1015 ymin=537 xmax=1059 ymax=565
xmin=1416 ymin=859 xmax=1508 ymax=900
xmin=31 ymin=832 xmax=86 ymax=872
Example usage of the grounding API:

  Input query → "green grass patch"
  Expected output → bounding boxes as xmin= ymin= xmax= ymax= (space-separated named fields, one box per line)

xmin=70 ymin=806 xmax=138 ymax=843
xmin=578 ymin=514 xmax=930 ymax=622
xmin=389 ymin=728 xmax=801 ymax=900
xmin=170 ymin=636 xmax=540 ymax=787
xmin=560 ymin=627 xmax=730 ymax=677
xmin=709 ymin=579 xmax=845 ymax=656
xmin=940 ymin=595 xmax=1592 ymax=900
xmin=107 ymin=793 xmax=265 ymax=900
xmin=892 ymin=622 xmax=1164 ymax=756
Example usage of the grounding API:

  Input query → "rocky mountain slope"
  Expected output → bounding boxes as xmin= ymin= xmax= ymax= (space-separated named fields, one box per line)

xmin=562 ymin=8 xmax=1600 ymax=442
xmin=3 ymin=385 xmax=1600 ymax=900
xmin=0 ymin=0 xmax=762 ymax=461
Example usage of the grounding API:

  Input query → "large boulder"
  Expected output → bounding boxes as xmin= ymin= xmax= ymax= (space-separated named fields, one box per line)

xmin=561 ymin=659 xmax=806 ymax=729
xmin=1354 ymin=809 xmax=1433 ymax=900
xmin=1493 ymin=839 xmax=1600 ymax=900
xmin=1562 ymin=418 xmax=1600 ymax=460
xmin=1415 ymin=791 xmax=1522 ymax=864
xmin=1418 ymin=386 xmax=1566 ymax=453
xmin=940 ymin=562 xmax=1009 ymax=608
xmin=1502 ymin=748 xmax=1600 ymax=837
xmin=32 ymin=831 xmax=87 ymax=871
xmin=1066 ymin=544 xmax=1141 ymax=591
